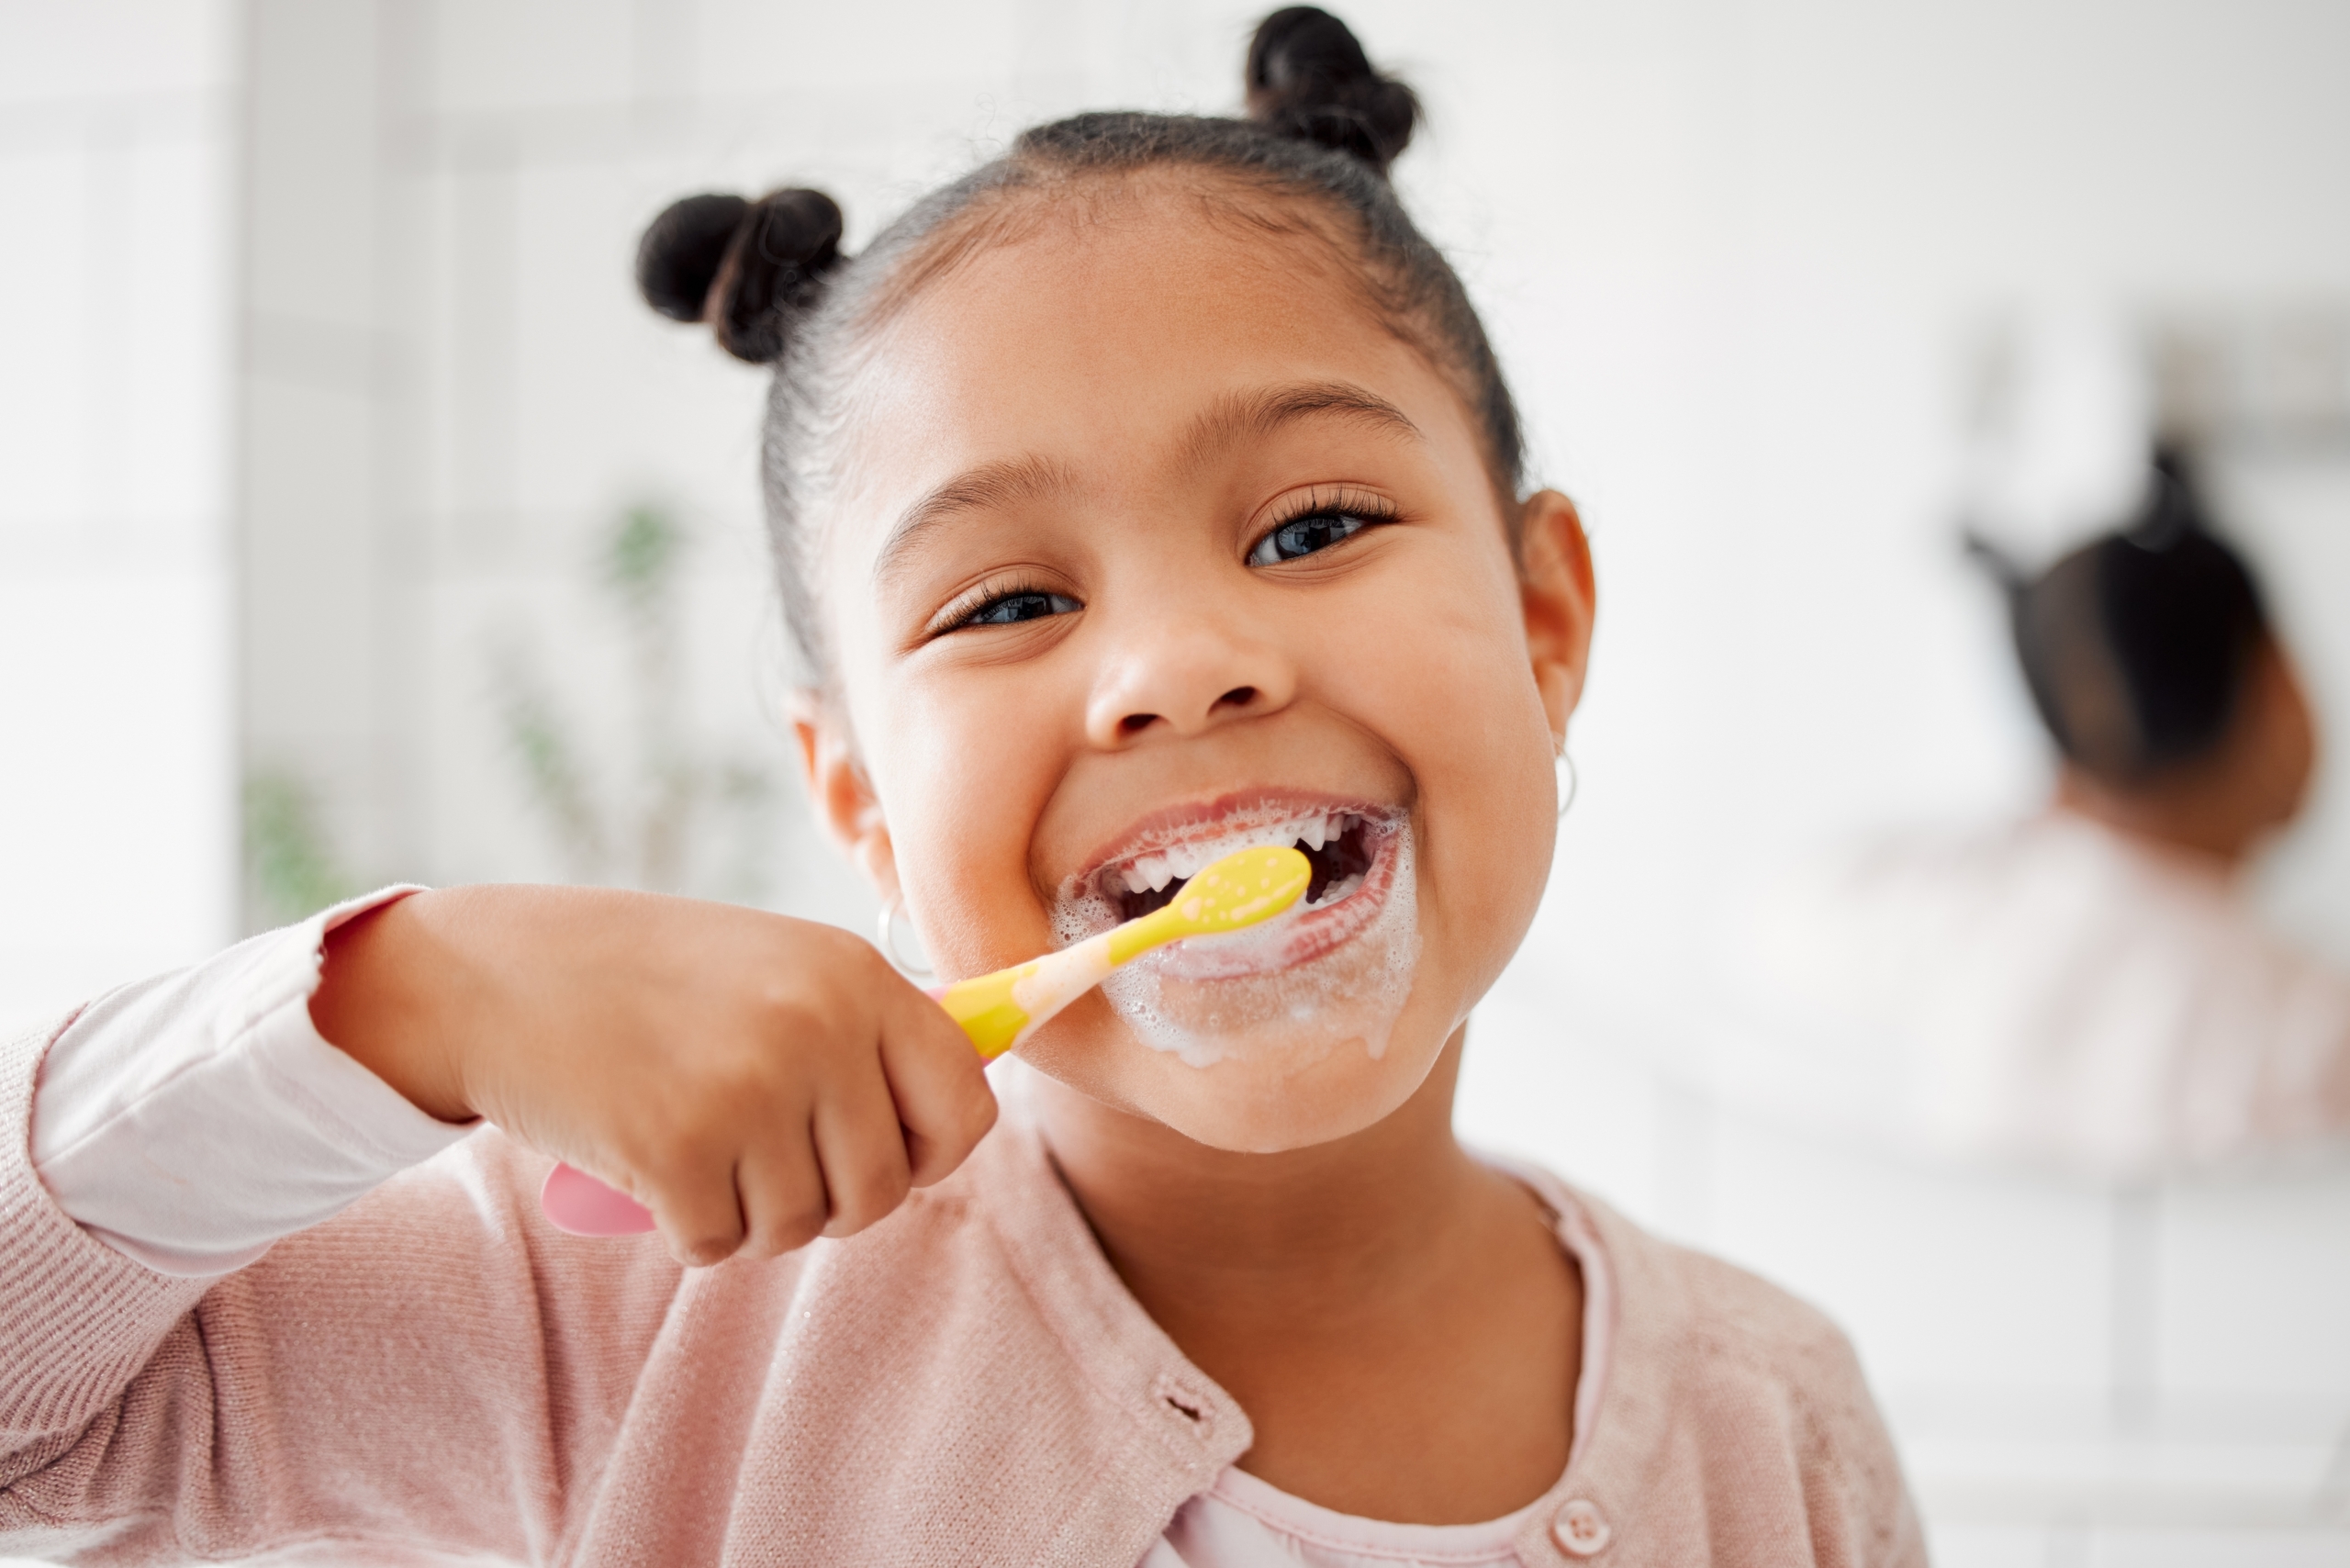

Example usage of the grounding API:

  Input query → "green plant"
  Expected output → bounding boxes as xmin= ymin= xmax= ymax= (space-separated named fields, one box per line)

xmin=490 ymin=501 xmax=782 ymax=901
xmin=242 ymin=768 xmax=360 ymax=926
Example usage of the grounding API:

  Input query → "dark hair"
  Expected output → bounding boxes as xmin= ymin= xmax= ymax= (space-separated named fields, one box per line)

xmin=632 ymin=7 xmax=1525 ymax=678
xmin=1969 ymin=444 xmax=2273 ymax=785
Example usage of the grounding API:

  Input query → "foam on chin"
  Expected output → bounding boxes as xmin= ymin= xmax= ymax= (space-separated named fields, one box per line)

xmin=1050 ymin=820 xmax=1419 ymax=1070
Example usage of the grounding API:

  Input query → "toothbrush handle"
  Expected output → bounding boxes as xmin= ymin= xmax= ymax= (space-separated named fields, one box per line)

xmin=541 ymin=1159 xmax=661 ymax=1237
xmin=933 ymin=930 xmax=1117 ymax=1060
xmin=539 ymin=935 xmax=1121 ymax=1237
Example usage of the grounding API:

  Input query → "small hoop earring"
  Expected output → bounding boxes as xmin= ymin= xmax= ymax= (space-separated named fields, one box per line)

xmin=1555 ymin=747 xmax=1579 ymax=822
xmin=876 ymin=896 xmax=934 ymax=978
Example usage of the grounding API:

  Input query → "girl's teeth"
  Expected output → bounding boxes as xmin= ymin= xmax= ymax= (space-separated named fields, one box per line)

xmin=1112 ymin=812 xmax=1371 ymax=899
xmin=1309 ymin=870 xmax=1364 ymax=906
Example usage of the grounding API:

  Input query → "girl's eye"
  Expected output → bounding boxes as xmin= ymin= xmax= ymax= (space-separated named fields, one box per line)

xmin=958 ymin=588 xmax=1080 ymax=628
xmin=1248 ymin=509 xmax=1375 ymax=566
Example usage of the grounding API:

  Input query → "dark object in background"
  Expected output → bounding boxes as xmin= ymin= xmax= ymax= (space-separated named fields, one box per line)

xmin=1968 ymin=444 xmax=2271 ymax=788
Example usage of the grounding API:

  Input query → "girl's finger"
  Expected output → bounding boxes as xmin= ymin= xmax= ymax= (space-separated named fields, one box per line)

xmin=876 ymin=982 xmax=999 ymax=1188
xmin=811 ymin=1062 xmax=913 ymax=1238
xmin=734 ymin=1124 xmax=831 ymax=1260
xmin=647 ymin=1153 xmax=749 ymax=1269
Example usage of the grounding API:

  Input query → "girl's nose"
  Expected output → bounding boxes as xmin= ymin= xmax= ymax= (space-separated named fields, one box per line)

xmin=1084 ymin=615 xmax=1297 ymax=747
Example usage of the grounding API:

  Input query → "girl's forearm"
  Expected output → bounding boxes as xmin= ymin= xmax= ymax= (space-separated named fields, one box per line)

xmin=312 ymin=889 xmax=479 ymax=1125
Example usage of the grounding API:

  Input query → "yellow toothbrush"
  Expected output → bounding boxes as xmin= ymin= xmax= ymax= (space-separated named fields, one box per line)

xmin=543 ymin=844 xmax=1313 ymax=1236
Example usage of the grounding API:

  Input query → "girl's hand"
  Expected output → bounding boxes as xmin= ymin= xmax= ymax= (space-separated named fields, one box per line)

xmin=310 ymin=886 xmax=996 ymax=1268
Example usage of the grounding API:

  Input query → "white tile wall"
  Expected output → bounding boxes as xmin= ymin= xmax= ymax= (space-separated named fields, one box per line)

xmin=428 ymin=0 xmax=639 ymax=117
xmin=0 ymin=0 xmax=237 ymax=1030
xmin=0 ymin=0 xmax=234 ymax=105
xmin=2158 ymin=1168 xmax=2350 ymax=1398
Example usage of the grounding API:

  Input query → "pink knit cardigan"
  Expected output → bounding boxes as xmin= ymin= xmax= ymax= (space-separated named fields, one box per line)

xmin=0 ymin=1010 xmax=1923 ymax=1565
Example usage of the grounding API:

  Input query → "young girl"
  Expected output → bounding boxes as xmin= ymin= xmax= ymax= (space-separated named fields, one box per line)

xmin=3 ymin=11 xmax=1921 ymax=1563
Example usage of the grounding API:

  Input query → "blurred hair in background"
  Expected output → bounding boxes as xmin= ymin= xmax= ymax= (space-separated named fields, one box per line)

xmin=1986 ymin=444 xmax=2287 ymax=801
xmin=6 ymin=1 xmax=2350 ymax=1560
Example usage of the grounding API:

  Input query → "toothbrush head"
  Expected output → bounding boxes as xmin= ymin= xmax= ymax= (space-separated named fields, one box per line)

xmin=1159 ymin=844 xmax=1313 ymax=935
xmin=1112 ymin=844 xmax=1313 ymax=959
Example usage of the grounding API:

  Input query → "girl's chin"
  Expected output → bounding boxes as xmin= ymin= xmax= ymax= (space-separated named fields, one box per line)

xmin=1025 ymin=1002 xmax=1448 ymax=1153
xmin=1126 ymin=1018 xmax=1443 ymax=1152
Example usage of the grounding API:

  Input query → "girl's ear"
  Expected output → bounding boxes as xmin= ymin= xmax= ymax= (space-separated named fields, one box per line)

xmin=1517 ymin=490 xmax=1596 ymax=742
xmin=789 ymin=689 xmax=901 ymax=903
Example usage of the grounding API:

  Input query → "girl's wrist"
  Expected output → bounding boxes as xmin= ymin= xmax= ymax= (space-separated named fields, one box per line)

xmin=312 ymin=891 xmax=477 ymax=1125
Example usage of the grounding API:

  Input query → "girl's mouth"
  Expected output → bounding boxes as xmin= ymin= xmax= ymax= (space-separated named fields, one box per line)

xmin=1105 ymin=807 xmax=1380 ymax=922
xmin=1062 ymin=800 xmax=1404 ymax=980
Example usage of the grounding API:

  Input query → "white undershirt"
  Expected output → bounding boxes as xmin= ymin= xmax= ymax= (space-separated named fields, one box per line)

xmin=28 ymin=889 xmax=1613 ymax=1565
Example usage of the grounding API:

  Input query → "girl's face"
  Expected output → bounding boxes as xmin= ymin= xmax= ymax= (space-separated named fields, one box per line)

xmin=803 ymin=181 xmax=1592 ymax=1152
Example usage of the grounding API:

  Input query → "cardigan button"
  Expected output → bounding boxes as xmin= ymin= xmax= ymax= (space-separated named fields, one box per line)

xmin=1551 ymin=1498 xmax=1611 ymax=1557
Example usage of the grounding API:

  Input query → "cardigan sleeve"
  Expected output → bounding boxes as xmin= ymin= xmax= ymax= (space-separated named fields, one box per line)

xmin=1 ymin=1006 xmax=685 ymax=1565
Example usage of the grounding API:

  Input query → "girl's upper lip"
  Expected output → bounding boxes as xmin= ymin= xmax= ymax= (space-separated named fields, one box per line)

xmin=1069 ymin=789 xmax=1400 ymax=888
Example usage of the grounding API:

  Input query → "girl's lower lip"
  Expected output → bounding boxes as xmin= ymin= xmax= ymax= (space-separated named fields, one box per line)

xmin=1147 ymin=823 xmax=1401 ymax=980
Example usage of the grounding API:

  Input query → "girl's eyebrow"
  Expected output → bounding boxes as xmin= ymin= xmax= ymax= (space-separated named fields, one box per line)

xmin=1181 ymin=380 xmax=1423 ymax=469
xmin=871 ymin=382 xmax=1419 ymax=588
xmin=875 ymin=454 xmax=1079 ymax=588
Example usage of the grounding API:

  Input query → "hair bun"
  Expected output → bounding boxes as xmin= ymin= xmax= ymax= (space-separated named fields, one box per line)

xmin=635 ymin=187 xmax=845 ymax=364
xmin=637 ymin=194 xmax=751 ymax=322
xmin=1245 ymin=7 xmax=1419 ymax=175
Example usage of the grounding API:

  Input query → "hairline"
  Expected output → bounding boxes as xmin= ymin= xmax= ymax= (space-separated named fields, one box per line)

xmin=845 ymin=163 xmax=1520 ymax=508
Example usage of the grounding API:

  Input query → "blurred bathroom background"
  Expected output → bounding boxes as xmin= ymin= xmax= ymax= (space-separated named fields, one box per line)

xmin=4 ymin=0 xmax=2346 ymax=1561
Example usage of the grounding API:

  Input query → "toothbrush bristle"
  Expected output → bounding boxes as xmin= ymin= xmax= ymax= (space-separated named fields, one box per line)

xmin=1174 ymin=846 xmax=1310 ymax=931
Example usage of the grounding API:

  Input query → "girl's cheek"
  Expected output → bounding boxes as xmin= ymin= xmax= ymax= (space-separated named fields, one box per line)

xmin=885 ymin=682 xmax=1066 ymax=974
xmin=1396 ymin=584 xmax=1560 ymax=950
